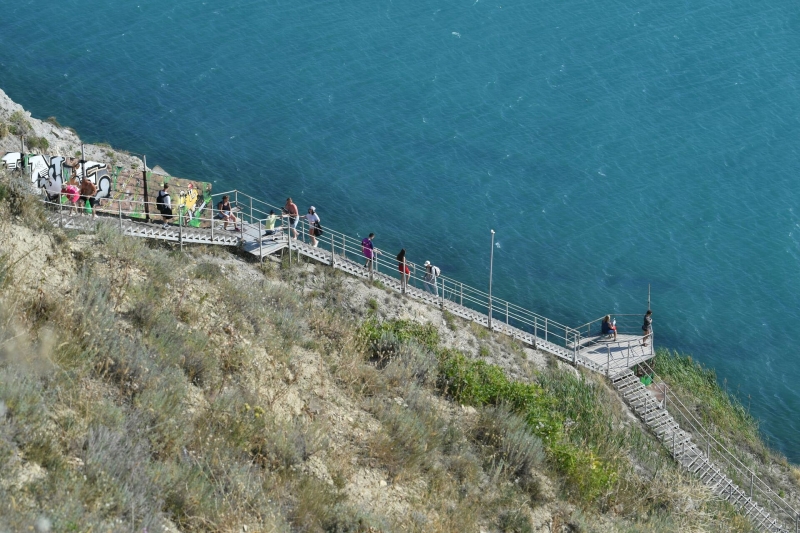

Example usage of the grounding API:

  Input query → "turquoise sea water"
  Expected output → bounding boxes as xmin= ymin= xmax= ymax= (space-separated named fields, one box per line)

xmin=3 ymin=0 xmax=800 ymax=459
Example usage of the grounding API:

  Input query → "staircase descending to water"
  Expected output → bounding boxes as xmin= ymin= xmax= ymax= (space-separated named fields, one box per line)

xmin=43 ymin=192 xmax=798 ymax=533
xmin=611 ymin=370 xmax=793 ymax=532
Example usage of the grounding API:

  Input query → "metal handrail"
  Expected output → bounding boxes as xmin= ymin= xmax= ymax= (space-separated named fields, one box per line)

xmin=40 ymin=186 xmax=652 ymax=368
xmin=637 ymin=359 xmax=799 ymax=531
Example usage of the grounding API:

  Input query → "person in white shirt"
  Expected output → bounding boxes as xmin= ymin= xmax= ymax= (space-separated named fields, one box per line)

xmin=423 ymin=261 xmax=440 ymax=297
xmin=305 ymin=206 xmax=321 ymax=247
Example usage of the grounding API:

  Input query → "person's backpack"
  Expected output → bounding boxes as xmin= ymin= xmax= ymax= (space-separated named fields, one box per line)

xmin=431 ymin=265 xmax=441 ymax=277
xmin=156 ymin=191 xmax=168 ymax=209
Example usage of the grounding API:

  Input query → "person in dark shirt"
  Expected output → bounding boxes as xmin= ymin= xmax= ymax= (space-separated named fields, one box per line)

xmin=601 ymin=315 xmax=617 ymax=341
xmin=641 ymin=310 xmax=653 ymax=346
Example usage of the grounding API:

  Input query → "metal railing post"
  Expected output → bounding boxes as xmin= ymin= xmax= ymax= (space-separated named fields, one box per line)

xmin=545 ymin=318 xmax=548 ymax=343
xmin=750 ymin=472 xmax=753 ymax=498
xmin=663 ymin=384 xmax=667 ymax=410
xmin=258 ymin=219 xmax=263 ymax=261
xmin=606 ymin=345 xmax=611 ymax=376
xmin=440 ymin=278 xmax=445 ymax=310
xmin=179 ymin=209 xmax=183 ymax=251
xmin=402 ymin=259 xmax=407 ymax=293
xmin=211 ymin=207 xmax=215 ymax=242
xmin=572 ymin=328 xmax=578 ymax=365
xmin=330 ymin=233 xmax=335 ymax=267
xmin=250 ymin=197 xmax=253 ymax=224
xmin=118 ymin=202 xmax=122 ymax=233
xmin=506 ymin=301 xmax=509 ymax=324
xmin=460 ymin=283 xmax=463 ymax=306
xmin=59 ymin=199 xmax=64 ymax=228
xmin=288 ymin=223 xmax=292 ymax=266
xmin=369 ymin=253 xmax=374 ymax=281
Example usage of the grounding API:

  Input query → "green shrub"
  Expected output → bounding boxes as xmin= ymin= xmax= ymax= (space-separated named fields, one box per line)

xmin=27 ymin=136 xmax=49 ymax=153
xmin=358 ymin=318 xmax=439 ymax=353
xmin=8 ymin=110 xmax=31 ymax=136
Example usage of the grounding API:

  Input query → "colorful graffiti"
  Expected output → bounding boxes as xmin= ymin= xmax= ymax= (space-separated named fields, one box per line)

xmin=2 ymin=151 xmax=213 ymax=225
xmin=2 ymin=152 xmax=111 ymax=202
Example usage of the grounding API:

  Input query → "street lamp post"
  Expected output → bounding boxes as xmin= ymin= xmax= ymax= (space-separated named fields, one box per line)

xmin=488 ymin=229 xmax=495 ymax=331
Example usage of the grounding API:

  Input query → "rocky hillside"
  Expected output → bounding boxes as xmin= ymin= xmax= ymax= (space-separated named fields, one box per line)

xmin=1 ymin=89 xmax=798 ymax=532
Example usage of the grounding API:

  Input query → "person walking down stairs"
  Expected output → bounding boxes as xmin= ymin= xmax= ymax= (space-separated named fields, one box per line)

xmin=423 ymin=261 xmax=440 ymax=297
xmin=305 ymin=206 xmax=321 ymax=247
xmin=156 ymin=183 xmax=173 ymax=229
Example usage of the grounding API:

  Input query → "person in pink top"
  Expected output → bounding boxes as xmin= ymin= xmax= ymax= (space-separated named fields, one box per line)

xmin=63 ymin=182 xmax=80 ymax=215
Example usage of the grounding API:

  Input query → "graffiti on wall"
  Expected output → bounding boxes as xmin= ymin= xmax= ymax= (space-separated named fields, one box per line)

xmin=2 ymin=151 xmax=213 ymax=225
xmin=1 ymin=152 xmax=111 ymax=202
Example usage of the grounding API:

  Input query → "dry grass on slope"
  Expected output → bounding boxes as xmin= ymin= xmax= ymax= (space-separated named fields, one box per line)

xmin=0 ymin=170 xmax=766 ymax=532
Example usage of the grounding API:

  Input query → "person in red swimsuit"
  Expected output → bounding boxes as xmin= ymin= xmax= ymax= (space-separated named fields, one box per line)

xmin=397 ymin=248 xmax=410 ymax=291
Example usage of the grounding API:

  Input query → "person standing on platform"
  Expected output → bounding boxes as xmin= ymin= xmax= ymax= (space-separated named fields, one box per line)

xmin=397 ymin=248 xmax=410 ymax=291
xmin=641 ymin=310 xmax=653 ymax=346
xmin=284 ymin=198 xmax=299 ymax=239
xmin=305 ymin=206 xmax=321 ymax=247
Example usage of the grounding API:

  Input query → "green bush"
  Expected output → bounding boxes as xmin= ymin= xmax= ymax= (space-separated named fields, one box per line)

xmin=27 ymin=136 xmax=49 ymax=153
xmin=359 ymin=317 xmax=439 ymax=351
xmin=8 ymin=110 xmax=31 ymax=136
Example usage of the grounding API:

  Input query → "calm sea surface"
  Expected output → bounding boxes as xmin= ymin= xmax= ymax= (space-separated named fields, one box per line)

xmin=3 ymin=0 xmax=799 ymax=460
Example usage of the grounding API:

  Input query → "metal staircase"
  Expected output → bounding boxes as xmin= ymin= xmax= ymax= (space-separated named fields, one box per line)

xmin=612 ymin=369 xmax=795 ymax=532
xmin=48 ymin=212 xmax=240 ymax=246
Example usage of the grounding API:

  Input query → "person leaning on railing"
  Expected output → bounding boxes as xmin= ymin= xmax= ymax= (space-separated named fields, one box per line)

xmin=283 ymin=198 xmax=299 ymax=239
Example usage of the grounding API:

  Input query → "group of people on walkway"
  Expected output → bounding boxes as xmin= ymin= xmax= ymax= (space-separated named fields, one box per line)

xmin=59 ymin=174 xmax=98 ymax=220
xmin=361 ymin=234 xmax=441 ymax=296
